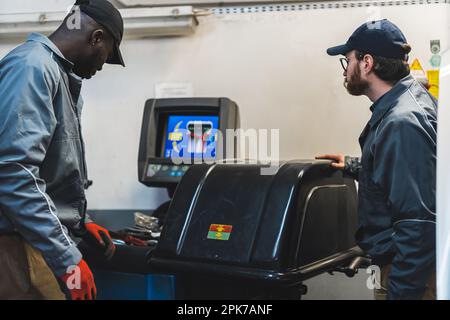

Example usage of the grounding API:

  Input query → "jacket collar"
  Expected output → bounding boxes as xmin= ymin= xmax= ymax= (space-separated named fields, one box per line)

xmin=368 ymin=75 xmax=415 ymax=127
xmin=26 ymin=33 xmax=75 ymax=70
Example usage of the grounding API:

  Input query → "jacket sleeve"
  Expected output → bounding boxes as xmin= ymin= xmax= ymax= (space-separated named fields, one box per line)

xmin=0 ymin=60 xmax=82 ymax=276
xmin=344 ymin=156 xmax=361 ymax=181
xmin=372 ymin=120 xmax=436 ymax=299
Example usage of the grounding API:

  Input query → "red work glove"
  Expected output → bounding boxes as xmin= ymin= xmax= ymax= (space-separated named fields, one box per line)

xmin=59 ymin=259 xmax=96 ymax=300
xmin=83 ymin=223 xmax=116 ymax=260
xmin=123 ymin=235 xmax=149 ymax=247
xmin=109 ymin=230 xmax=149 ymax=247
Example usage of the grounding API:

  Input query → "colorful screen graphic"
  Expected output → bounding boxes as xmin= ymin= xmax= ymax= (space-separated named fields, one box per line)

xmin=164 ymin=115 xmax=219 ymax=160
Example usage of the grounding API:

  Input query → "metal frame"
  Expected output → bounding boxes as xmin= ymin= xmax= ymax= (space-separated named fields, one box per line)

xmin=117 ymin=0 xmax=340 ymax=7
xmin=0 ymin=6 xmax=198 ymax=41
xmin=117 ymin=0 xmax=448 ymax=7
xmin=294 ymin=184 xmax=348 ymax=264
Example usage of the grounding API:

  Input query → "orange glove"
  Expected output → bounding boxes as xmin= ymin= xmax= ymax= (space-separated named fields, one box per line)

xmin=59 ymin=259 xmax=96 ymax=300
xmin=84 ymin=222 xmax=116 ymax=260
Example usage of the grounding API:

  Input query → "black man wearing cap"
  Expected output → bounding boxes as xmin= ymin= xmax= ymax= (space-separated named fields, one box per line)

xmin=0 ymin=0 xmax=125 ymax=300
xmin=317 ymin=19 xmax=436 ymax=300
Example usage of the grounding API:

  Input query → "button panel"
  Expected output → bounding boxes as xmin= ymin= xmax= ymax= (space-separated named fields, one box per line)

xmin=147 ymin=164 xmax=190 ymax=178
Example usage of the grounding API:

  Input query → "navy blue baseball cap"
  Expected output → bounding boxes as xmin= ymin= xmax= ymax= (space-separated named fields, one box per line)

xmin=327 ymin=19 xmax=409 ymax=59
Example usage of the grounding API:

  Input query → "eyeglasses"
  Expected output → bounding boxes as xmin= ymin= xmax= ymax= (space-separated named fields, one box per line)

xmin=339 ymin=52 xmax=366 ymax=71
xmin=340 ymin=57 xmax=349 ymax=71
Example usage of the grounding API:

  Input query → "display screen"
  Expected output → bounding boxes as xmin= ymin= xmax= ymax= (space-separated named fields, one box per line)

xmin=163 ymin=115 xmax=219 ymax=160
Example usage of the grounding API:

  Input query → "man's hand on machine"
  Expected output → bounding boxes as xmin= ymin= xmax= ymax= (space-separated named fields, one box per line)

xmin=59 ymin=259 xmax=97 ymax=300
xmin=315 ymin=154 xmax=345 ymax=170
xmin=83 ymin=222 xmax=116 ymax=260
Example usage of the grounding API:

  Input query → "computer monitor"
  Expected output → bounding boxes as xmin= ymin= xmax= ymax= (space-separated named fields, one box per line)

xmin=162 ymin=114 xmax=220 ymax=160
xmin=138 ymin=98 xmax=239 ymax=188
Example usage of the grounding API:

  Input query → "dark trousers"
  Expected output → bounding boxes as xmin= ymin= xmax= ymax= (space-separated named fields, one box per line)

xmin=374 ymin=264 xmax=436 ymax=300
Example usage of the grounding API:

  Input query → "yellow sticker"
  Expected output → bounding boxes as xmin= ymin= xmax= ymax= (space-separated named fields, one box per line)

xmin=411 ymin=58 xmax=425 ymax=71
xmin=427 ymin=70 xmax=439 ymax=99
xmin=427 ymin=70 xmax=440 ymax=85
xmin=410 ymin=58 xmax=428 ymax=85
xmin=429 ymin=86 xmax=439 ymax=99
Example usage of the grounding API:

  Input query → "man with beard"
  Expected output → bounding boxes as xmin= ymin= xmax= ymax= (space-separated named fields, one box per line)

xmin=0 ymin=0 xmax=124 ymax=300
xmin=317 ymin=19 xmax=437 ymax=299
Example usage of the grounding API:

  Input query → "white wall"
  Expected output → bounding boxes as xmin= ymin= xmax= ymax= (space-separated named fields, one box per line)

xmin=0 ymin=0 xmax=75 ymax=13
xmin=82 ymin=2 xmax=448 ymax=209
xmin=1 ymin=1 xmax=447 ymax=210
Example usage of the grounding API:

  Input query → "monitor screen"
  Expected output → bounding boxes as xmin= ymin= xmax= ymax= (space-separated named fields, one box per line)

xmin=163 ymin=115 xmax=219 ymax=160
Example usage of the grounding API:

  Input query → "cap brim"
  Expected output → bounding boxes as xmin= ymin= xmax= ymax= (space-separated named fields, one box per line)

xmin=107 ymin=42 xmax=125 ymax=67
xmin=326 ymin=44 xmax=351 ymax=56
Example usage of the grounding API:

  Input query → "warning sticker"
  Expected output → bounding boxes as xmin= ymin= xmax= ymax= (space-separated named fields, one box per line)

xmin=410 ymin=58 xmax=428 ymax=86
xmin=411 ymin=58 xmax=425 ymax=72
xmin=207 ymin=224 xmax=233 ymax=241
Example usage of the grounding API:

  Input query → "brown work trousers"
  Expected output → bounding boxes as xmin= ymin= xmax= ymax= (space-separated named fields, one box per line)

xmin=374 ymin=264 xmax=436 ymax=300
xmin=0 ymin=234 xmax=66 ymax=300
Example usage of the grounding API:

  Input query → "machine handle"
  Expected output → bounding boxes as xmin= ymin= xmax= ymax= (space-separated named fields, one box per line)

xmin=331 ymin=255 xmax=372 ymax=278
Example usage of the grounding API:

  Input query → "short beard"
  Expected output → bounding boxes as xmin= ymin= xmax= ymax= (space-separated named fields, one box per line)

xmin=344 ymin=66 xmax=369 ymax=96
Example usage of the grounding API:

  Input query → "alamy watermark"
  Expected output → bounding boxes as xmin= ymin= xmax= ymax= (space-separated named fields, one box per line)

xmin=64 ymin=265 xmax=81 ymax=290
xmin=366 ymin=265 xmax=384 ymax=290
xmin=168 ymin=126 xmax=280 ymax=175
xmin=66 ymin=5 xmax=81 ymax=30
xmin=365 ymin=4 xmax=382 ymax=29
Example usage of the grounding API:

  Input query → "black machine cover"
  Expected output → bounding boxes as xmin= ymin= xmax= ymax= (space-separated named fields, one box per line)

xmin=150 ymin=160 xmax=358 ymax=286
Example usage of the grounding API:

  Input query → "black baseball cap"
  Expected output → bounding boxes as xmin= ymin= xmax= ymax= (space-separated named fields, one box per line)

xmin=75 ymin=0 xmax=125 ymax=66
xmin=327 ymin=19 xmax=409 ymax=59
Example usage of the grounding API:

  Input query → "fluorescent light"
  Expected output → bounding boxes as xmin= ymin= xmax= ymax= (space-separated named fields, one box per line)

xmin=0 ymin=6 xmax=198 ymax=41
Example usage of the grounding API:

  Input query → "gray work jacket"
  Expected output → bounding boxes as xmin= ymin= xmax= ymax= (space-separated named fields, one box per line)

xmin=344 ymin=75 xmax=437 ymax=299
